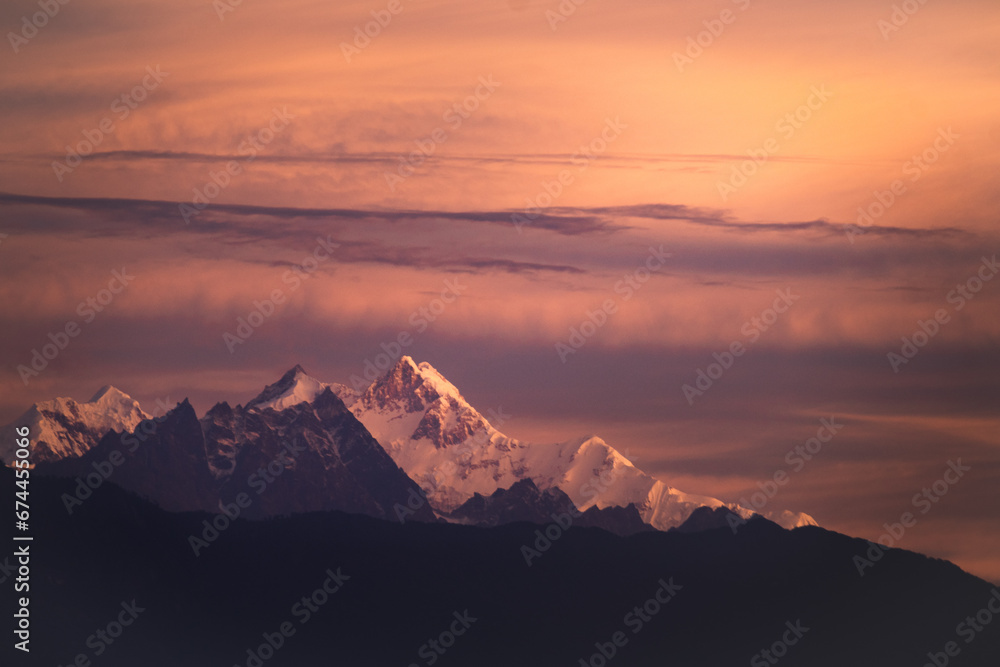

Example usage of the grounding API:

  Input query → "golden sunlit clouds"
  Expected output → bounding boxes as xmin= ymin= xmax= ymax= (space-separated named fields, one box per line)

xmin=4 ymin=0 xmax=998 ymax=226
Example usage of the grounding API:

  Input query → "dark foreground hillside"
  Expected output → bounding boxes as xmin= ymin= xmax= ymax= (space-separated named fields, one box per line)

xmin=3 ymin=467 xmax=998 ymax=667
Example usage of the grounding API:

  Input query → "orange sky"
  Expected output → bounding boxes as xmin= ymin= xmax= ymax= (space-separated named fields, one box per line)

xmin=1 ymin=0 xmax=999 ymax=582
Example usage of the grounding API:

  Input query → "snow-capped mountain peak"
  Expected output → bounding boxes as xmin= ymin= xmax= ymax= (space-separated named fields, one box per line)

xmin=90 ymin=384 xmax=129 ymax=404
xmin=247 ymin=365 xmax=354 ymax=412
xmin=350 ymin=357 xmax=495 ymax=465
xmin=2 ymin=359 xmax=819 ymax=533
xmin=357 ymin=355 xmax=465 ymax=415
xmin=413 ymin=360 xmax=465 ymax=402
xmin=348 ymin=360 xmax=818 ymax=530
xmin=0 ymin=386 xmax=149 ymax=464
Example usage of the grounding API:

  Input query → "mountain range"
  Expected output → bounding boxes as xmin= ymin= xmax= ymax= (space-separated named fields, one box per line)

xmin=3 ymin=356 xmax=816 ymax=535
xmin=3 ymin=464 xmax=999 ymax=667
xmin=4 ymin=357 xmax=998 ymax=666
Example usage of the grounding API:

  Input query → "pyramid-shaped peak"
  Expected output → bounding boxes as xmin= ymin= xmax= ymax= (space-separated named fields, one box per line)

xmin=416 ymin=362 xmax=463 ymax=399
xmin=88 ymin=385 xmax=133 ymax=404
xmin=269 ymin=364 xmax=319 ymax=391
xmin=282 ymin=364 xmax=310 ymax=380
xmin=248 ymin=365 xmax=329 ymax=412
xmin=377 ymin=356 xmax=424 ymax=385
xmin=362 ymin=357 xmax=465 ymax=413
xmin=396 ymin=356 xmax=419 ymax=370
xmin=369 ymin=358 xmax=426 ymax=401
xmin=377 ymin=356 xmax=423 ymax=390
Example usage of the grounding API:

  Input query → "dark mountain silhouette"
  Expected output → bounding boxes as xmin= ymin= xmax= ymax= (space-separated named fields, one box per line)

xmin=37 ymin=390 xmax=435 ymax=523
xmin=449 ymin=478 xmax=654 ymax=536
xmin=4 ymin=466 xmax=998 ymax=667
